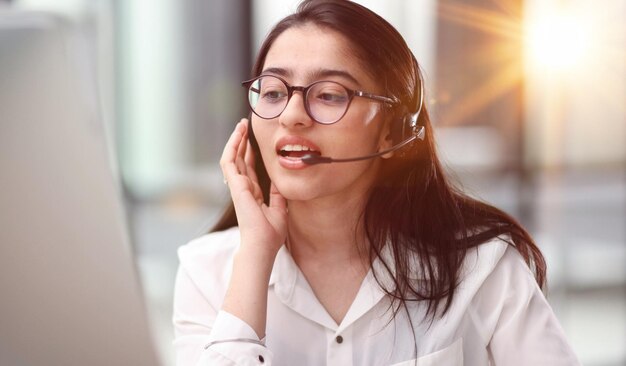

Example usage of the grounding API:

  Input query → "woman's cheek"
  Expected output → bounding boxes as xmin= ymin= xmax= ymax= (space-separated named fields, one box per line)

xmin=360 ymin=103 xmax=382 ymax=128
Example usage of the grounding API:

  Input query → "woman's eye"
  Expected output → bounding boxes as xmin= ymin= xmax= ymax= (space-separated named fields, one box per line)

xmin=261 ymin=89 xmax=287 ymax=101
xmin=316 ymin=91 xmax=348 ymax=103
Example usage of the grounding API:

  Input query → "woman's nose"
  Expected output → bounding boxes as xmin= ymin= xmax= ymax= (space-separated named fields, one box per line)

xmin=278 ymin=92 xmax=314 ymax=129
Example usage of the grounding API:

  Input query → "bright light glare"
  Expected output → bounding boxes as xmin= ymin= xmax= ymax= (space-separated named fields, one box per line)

xmin=526 ymin=12 xmax=592 ymax=71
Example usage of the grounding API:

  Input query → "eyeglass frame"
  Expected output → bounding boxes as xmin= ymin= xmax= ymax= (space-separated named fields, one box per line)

xmin=241 ymin=74 xmax=400 ymax=125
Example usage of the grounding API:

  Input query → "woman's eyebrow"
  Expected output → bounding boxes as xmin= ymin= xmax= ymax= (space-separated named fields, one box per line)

xmin=309 ymin=68 xmax=361 ymax=87
xmin=261 ymin=67 xmax=290 ymax=77
xmin=260 ymin=67 xmax=361 ymax=87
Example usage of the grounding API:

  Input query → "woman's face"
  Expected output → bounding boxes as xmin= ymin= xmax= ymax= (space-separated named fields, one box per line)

xmin=252 ymin=23 xmax=392 ymax=203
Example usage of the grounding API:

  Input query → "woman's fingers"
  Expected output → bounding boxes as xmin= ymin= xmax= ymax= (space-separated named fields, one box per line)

xmin=220 ymin=120 xmax=245 ymax=178
xmin=244 ymin=139 xmax=259 ymax=183
xmin=243 ymin=139 xmax=264 ymax=203
xmin=262 ymin=182 xmax=288 ymax=241
xmin=220 ymin=118 xmax=267 ymax=210
xmin=235 ymin=121 xmax=249 ymax=177
xmin=220 ymin=119 xmax=250 ymax=185
xmin=269 ymin=182 xmax=287 ymax=212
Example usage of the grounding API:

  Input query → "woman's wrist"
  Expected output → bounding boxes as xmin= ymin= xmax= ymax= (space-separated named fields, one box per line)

xmin=232 ymin=230 xmax=285 ymax=278
xmin=238 ymin=236 xmax=282 ymax=261
xmin=221 ymin=242 xmax=278 ymax=339
xmin=233 ymin=243 xmax=278 ymax=277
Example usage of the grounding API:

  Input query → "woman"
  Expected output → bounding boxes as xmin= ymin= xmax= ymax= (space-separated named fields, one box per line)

xmin=173 ymin=0 xmax=580 ymax=365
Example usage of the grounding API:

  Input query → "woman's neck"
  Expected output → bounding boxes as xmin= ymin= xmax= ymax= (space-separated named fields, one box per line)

xmin=286 ymin=192 xmax=370 ymax=266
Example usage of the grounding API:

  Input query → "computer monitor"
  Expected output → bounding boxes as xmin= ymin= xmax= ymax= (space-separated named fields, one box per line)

xmin=0 ymin=10 xmax=162 ymax=366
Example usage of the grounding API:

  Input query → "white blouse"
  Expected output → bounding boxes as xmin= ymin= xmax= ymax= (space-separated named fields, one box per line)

xmin=173 ymin=227 xmax=580 ymax=365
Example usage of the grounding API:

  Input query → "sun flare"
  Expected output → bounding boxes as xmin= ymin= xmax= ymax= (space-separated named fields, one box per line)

xmin=524 ymin=9 xmax=593 ymax=72
xmin=436 ymin=0 xmax=621 ymax=126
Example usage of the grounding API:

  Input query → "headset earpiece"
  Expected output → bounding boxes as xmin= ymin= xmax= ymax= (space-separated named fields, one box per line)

xmin=389 ymin=64 xmax=426 ymax=146
xmin=389 ymin=106 xmax=413 ymax=145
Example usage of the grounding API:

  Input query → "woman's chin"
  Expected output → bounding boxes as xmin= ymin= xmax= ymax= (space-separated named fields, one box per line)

xmin=273 ymin=184 xmax=320 ymax=202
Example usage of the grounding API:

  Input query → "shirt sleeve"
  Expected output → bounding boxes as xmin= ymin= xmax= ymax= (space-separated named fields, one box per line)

xmin=473 ymin=246 xmax=581 ymax=366
xmin=173 ymin=265 xmax=274 ymax=365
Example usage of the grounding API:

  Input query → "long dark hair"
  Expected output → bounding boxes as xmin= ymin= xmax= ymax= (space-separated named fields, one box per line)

xmin=212 ymin=0 xmax=545 ymax=320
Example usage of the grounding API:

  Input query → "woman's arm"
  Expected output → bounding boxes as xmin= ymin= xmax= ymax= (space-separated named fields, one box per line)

xmin=173 ymin=250 xmax=274 ymax=366
xmin=219 ymin=119 xmax=288 ymax=338
xmin=475 ymin=246 xmax=581 ymax=365
xmin=173 ymin=120 xmax=287 ymax=365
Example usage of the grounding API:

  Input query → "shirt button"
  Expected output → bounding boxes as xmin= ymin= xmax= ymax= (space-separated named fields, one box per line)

xmin=336 ymin=335 xmax=343 ymax=344
xmin=258 ymin=354 xmax=265 ymax=363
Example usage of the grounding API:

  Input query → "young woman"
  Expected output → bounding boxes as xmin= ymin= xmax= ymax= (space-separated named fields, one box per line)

xmin=173 ymin=1 xmax=580 ymax=365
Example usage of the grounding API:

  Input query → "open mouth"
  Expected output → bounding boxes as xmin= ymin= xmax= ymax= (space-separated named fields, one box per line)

xmin=278 ymin=144 xmax=321 ymax=159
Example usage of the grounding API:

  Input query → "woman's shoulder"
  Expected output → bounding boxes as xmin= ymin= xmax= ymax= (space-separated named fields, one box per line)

xmin=461 ymin=236 xmax=511 ymax=277
xmin=177 ymin=226 xmax=241 ymax=275
xmin=456 ymin=235 xmax=541 ymax=310
xmin=458 ymin=235 xmax=535 ymax=294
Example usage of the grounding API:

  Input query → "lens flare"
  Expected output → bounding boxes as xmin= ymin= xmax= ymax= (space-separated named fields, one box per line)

xmin=525 ymin=10 xmax=593 ymax=72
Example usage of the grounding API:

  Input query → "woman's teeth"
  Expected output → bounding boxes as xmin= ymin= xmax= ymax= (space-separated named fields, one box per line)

xmin=279 ymin=144 xmax=319 ymax=158
xmin=282 ymin=144 xmax=313 ymax=152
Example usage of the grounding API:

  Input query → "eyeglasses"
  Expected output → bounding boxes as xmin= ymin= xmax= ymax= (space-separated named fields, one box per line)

xmin=242 ymin=75 xmax=398 ymax=125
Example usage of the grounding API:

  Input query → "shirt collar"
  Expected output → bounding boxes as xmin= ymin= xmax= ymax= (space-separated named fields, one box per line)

xmin=268 ymin=245 xmax=292 ymax=288
xmin=269 ymin=241 xmax=428 ymax=289
xmin=269 ymin=245 xmax=338 ymax=330
xmin=266 ymin=236 xmax=509 ymax=333
xmin=372 ymin=243 xmax=429 ymax=286
xmin=267 ymin=243 xmax=412 ymax=333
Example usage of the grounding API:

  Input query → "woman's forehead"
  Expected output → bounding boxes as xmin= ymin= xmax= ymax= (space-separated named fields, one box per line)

xmin=261 ymin=66 xmax=362 ymax=88
xmin=262 ymin=24 xmax=374 ymax=88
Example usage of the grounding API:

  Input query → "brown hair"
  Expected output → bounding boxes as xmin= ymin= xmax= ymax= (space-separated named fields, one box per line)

xmin=213 ymin=0 xmax=545 ymax=321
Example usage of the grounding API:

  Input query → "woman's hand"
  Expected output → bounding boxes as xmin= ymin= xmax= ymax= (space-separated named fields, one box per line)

xmin=220 ymin=118 xmax=288 ymax=257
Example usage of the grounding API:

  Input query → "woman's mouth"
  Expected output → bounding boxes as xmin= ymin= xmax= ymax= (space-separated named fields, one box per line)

xmin=275 ymin=137 xmax=322 ymax=169
xmin=278 ymin=144 xmax=321 ymax=159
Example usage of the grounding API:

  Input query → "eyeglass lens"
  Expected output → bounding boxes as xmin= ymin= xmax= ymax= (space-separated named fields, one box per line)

xmin=247 ymin=75 xmax=350 ymax=124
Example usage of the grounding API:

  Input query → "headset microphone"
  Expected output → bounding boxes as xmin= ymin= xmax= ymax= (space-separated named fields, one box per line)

xmin=301 ymin=125 xmax=425 ymax=165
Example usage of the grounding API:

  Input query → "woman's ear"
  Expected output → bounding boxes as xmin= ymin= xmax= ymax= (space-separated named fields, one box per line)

xmin=377 ymin=115 xmax=395 ymax=159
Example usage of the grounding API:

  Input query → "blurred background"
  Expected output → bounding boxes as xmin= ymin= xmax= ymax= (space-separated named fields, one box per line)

xmin=2 ymin=0 xmax=625 ymax=365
